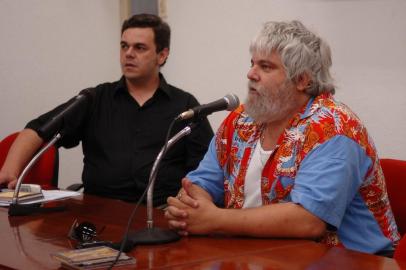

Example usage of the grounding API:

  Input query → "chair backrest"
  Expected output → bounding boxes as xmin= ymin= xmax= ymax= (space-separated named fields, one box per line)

xmin=380 ymin=158 xmax=406 ymax=236
xmin=0 ymin=132 xmax=59 ymax=189
xmin=395 ymin=234 xmax=406 ymax=262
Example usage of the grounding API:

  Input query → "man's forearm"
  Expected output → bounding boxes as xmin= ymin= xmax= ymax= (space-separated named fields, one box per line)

xmin=1 ymin=128 xmax=43 ymax=176
xmin=168 ymin=179 xmax=325 ymax=239
xmin=212 ymin=202 xmax=326 ymax=239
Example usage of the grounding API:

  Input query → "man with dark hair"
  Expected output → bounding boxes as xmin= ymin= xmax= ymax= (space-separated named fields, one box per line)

xmin=165 ymin=20 xmax=399 ymax=255
xmin=0 ymin=14 xmax=213 ymax=206
xmin=121 ymin=13 xmax=170 ymax=54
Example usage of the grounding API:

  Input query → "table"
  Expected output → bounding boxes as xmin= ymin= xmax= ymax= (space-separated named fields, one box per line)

xmin=0 ymin=194 xmax=404 ymax=269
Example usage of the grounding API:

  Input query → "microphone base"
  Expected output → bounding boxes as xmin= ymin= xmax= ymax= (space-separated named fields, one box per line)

xmin=126 ymin=227 xmax=180 ymax=246
xmin=8 ymin=203 xmax=66 ymax=216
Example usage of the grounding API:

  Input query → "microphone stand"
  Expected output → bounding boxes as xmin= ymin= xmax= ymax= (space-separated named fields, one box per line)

xmin=126 ymin=124 xmax=196 ymax=244
xmin=8 ymin=133 xmax=66 ymax=216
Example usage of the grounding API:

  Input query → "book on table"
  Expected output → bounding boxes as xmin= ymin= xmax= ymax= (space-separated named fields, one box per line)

xmin=51 ymin=246 xmax=136 ymax=270
xmin=0 ymin=184 xmax=44 ymax=203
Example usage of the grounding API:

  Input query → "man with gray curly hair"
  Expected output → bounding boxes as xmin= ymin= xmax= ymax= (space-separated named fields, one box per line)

xmin=165 ymin=20 xmax=399 ymax=256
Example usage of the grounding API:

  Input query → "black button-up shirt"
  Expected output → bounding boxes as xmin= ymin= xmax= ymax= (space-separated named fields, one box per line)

xmin=27 ymin=74 xmax=214 ymax=205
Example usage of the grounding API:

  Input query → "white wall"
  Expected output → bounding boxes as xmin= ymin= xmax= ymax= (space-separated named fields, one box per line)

xmin=163 ymin=0 xmax=406 ymax=159
xmin=1 ymin=0 xmax=405 ymax=189
xmin=0 ymin=0 xmax=122 ymax=188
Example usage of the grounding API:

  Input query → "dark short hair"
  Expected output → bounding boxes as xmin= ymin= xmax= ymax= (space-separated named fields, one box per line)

xmin=121 ymin=13 xmax=170 ymax=53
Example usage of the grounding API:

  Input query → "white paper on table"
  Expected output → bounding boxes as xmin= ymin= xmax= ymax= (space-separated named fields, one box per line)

xmin=0 ymin=189 xmax=81 ymax=207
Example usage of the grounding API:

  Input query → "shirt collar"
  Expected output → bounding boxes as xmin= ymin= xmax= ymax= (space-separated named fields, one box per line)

xmin=290 ymin=92 xmax=333 ymax=126
xmin=299 ymin=96 xmax=316 ymax=119
xmin=157 ymin=73 xmax=173 ymax=99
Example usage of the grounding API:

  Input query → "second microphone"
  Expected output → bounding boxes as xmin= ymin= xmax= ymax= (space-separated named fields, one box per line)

xmin=176 ymin=93 xmax=240 ymax=121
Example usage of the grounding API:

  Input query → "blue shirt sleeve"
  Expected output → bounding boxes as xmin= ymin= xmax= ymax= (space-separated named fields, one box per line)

xmin=186 ymin=137 xmax=225 ymax=205
xmin=290 ymin=135 xmax=372 ymax=228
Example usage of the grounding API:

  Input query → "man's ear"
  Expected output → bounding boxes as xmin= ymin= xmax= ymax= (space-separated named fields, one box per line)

xmin=296 ymin=72 xmax=312 ymax=92
xmin=157 ymin=48 xmax=169 ymax=66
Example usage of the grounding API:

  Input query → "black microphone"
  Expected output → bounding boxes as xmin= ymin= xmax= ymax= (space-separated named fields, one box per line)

xmin=38 ymin=89 xmax=93 ymax=139
xmin=176 ymin=93 xmax=239 ymax=121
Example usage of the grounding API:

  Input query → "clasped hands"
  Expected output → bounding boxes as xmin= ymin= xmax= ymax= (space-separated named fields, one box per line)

xmin=165 ymin=178 xmax=218 ymax=236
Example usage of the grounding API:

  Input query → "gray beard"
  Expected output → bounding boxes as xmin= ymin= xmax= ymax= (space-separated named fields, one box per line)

xmin=244 ymin=80 xmax=298 ymax=124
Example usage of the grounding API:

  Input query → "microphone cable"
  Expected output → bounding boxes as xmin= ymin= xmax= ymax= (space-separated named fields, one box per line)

xmin=107 ymin=117 xmax=179 ymax=269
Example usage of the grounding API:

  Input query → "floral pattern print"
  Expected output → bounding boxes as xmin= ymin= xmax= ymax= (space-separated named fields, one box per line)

xmin=215 ymin=93 xmax=399 ymax=246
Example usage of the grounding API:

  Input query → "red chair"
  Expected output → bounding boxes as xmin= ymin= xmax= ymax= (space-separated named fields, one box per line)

xmin=0 ymin=132 xmax=59 ymax=189
xmin=380 ymin=158 xmax=406 ymax=236
xmin=395 ymin=234 xmax=406 ymax=262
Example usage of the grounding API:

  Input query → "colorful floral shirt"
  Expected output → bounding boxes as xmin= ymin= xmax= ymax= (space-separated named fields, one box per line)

xmin=188 ymin=93 xmax=399 ymax=253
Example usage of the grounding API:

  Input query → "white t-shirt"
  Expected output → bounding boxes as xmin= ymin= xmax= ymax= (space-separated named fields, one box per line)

xmin=242 ymin=142 xmax=273 ymax=208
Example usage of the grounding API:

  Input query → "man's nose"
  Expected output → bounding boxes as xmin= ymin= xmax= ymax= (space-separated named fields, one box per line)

xmin=125 ymin=47 xmax=135 ymax=57
xmin=247 ymin=66 xmax=259 ymax=81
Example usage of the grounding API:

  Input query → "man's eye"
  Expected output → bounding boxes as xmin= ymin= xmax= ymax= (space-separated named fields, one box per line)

xmin=261 ymin=65 xmax=272 ymax=71
xmin=120 ymin=44 xmax=128 ymax=49
xmin=135 ymin=45 xmax=146 ymax=51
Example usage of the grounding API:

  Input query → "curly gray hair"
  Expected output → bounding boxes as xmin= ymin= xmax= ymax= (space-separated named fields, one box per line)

xmin=250 ymin=20 xmax=335 ymax=95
